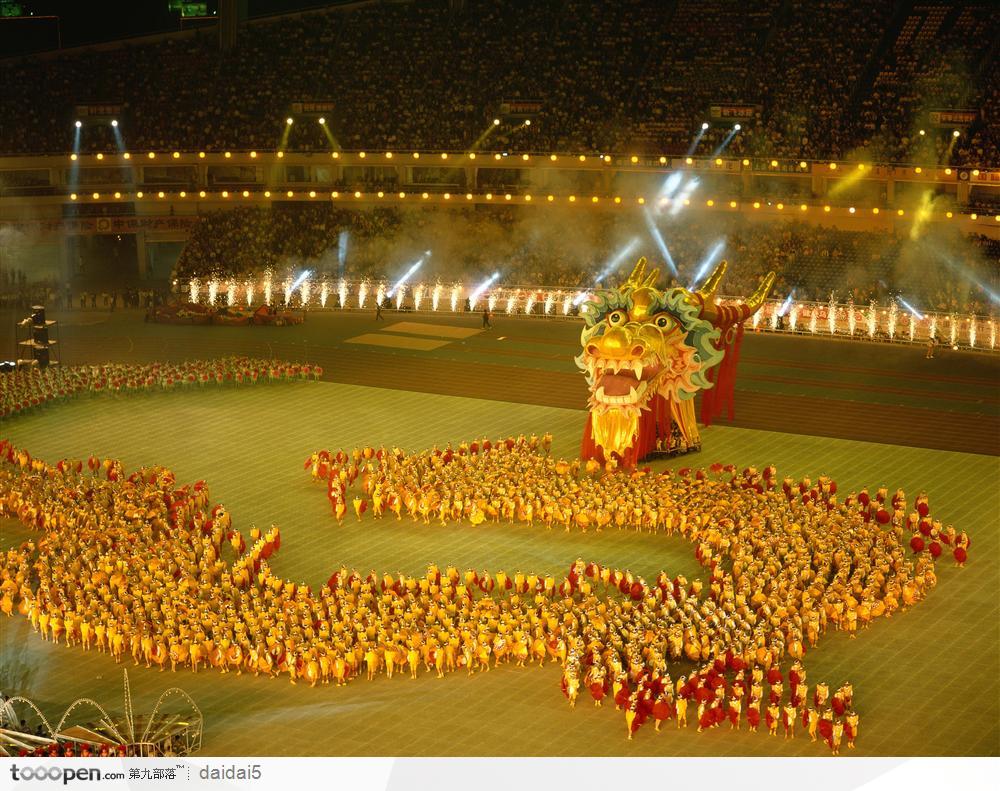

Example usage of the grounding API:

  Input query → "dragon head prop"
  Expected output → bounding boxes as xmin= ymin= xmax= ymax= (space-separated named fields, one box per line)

xmin=575 ymin=257 xmax=774 ymax=459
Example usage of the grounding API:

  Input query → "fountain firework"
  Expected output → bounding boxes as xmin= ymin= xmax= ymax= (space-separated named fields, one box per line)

xmin=887 ymin=301 xmax=898 ymax=341
xmin=968 ymin=316 xmax=977 ymax=349
xmin=300 ymin=278 xmax=311 ymax=306
xmin=525 ymin=292 xmax=537 ymax=315
xmin=226 ymin=281 xmax=236 ymax=307
xmin=827 ymin=295 xmax=837 ymax=335
xmin=245 ymin=279 xmax=255 ymax=306
xmin=450 ymin=284 xmax=460 ymax=313
xmin=207 ymin=279 xmax=219 ymax=306
xmin=395 ymin=285 xmax=406 ymax=310
xmin=544 ymin=291 xmax=556 ymax=315
xmin=358 ymin=281 xmax=369 ymax=309
xmin=808 ymin=309 xmax=817 ymax=335
xmin=847 ymin=298 xmax=856 ymax=335
xmin=949 ymin=315 xmax=957 ymax=347
xmin=789 ymin=303 xmax=800 ymax=332
xmin=282 ymin=278 xmax=293 ymax=306
xmin=320 ymin=281 xmax=329 ymax=308
xmin=866 ymin=301 xmax=877 ymax=338
xmin=506 ymin=290 xmax=518 ymax=315
xmin=375 ymin=283 xmax=386 ymax=309
xmin=263 ymin=272 xmax=273 ymax=306
xmin=338 ymin=279 xmax=348 ymax=308
xmin=562 ymin=294 xmax=573 ymax=316
xmin=413 ymin=284 xmax=425 ymax=311
xmin=189 ymin=279 xmax=200 ymax=304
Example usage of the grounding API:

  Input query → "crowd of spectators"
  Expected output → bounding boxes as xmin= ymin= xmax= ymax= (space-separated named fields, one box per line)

xmin=1 ymin=0 xmax=995 ymax=166
xmin=170 ymin=204 xmax=998 ymax=316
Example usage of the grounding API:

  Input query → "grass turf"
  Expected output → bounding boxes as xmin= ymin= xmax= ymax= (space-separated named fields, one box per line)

xmin=1 ymin=382 xmax=997 ymax=756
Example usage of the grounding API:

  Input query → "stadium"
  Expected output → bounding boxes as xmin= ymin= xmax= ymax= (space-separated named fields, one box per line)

xmin=0 ymin=0 xmax=997 ymax=769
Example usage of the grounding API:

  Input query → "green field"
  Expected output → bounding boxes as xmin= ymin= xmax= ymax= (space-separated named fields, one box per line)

xmin=2 ymin=381 xmax=997 ymax=756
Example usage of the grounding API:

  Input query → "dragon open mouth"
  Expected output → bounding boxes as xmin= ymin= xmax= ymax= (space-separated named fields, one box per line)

xmin=581 ymin=354 xmax=664 ymax=411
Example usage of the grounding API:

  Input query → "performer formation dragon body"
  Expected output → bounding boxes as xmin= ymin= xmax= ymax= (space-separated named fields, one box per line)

xmin=577 ymin=258 xmax=774 ymax=465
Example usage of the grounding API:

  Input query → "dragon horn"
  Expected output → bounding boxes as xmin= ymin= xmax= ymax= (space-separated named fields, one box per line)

xmin=624 ymin=257 xmax=647 ymax=288
xmin=700 ymin=270 xmax=776 ymax=328
xmin=641 ymin=268 xmax=661 ymax=289
xmin=696 ymin=260 xmax=728 ymax=302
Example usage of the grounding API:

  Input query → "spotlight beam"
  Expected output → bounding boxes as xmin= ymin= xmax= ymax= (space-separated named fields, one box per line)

xmin=898 ymin=297 xmax=924 ymax=320
xmin=387 ymin=254 xmax=429 ymax=297
xmin=596 ymin=238 xmax=640 ymax=282
xmin=289 ymin=269 xmax=312 ymax=294
xmin=643 ymin=208 xmax=678 ymax=276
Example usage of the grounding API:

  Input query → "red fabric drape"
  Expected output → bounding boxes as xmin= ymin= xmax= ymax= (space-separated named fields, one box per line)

xmin=700 ymin=324 xmax=745 ymax=426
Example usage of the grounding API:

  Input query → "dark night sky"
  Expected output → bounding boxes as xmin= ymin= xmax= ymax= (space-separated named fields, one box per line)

xmin=0 ymin=1 xmax=359 ymax=55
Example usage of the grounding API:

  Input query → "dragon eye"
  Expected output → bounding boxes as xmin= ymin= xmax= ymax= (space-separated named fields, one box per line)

xmin=607 ymin=310 xmax=626 ymax=325
xmin=654 ymin=314 xmax=672 ymax=329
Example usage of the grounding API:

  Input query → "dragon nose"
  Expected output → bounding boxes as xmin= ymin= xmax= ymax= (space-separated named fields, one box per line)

xmin=630 ymin=345 xmax=645 ymax=358
xmin=586 ymin=344 xmax=600 ymax=356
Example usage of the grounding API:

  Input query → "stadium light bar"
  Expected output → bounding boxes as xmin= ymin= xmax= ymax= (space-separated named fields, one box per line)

xmin=74 ymin=120 xmax=82 ymax=128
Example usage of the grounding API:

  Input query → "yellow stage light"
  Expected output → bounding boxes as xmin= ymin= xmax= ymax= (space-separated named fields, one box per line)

xmin=179 ymin=191 xmax=186 ymax=198
xmin=147 ymin=152 xmax=155 ymax=159
xmin=378 ymin=191 xmax=385 ymax=198
xmin=199 ymin=190 xmax=206 ymax=198
xmin=685 ymin=157 xmax=693 ymax=165
xmin=776 ymin=203 xmax=783 ymax=210
xmin=550 ymin=154 xmax=557 ymax=161
xmin=277 ymin=151 xmax=284 ymax=158
xmin=872 ymin=207 xmax=879 ymax=214
xmin=318 ymin=117 xmax=325 ymax=125
xmin=591 ymin=196 xmax=598 ymax=203
xmin=422 ymin=192 xmax=429 ymax=199
xmin=355 ymin=191 xmax=362 ymax=198
xmin=221 ymin=191 xmax=229 ymax=198
xmin=770 ymin=160 xmax=778 ymax=168
xmin=466 ymin=193 xmax=473 ymax=200
xmin=136 ymin=191 xmax=143 ymax=198
xmin=919 ymin=129 xmax=925 ymax=136
xmin=707 ymin=199 xmax=714 ymax=207
xmin=715 ymin=158 xmax=723 ymax=165
xmin=250 ymin=151 xmax=257 ymax=158
xmin=753 ymin=201 xmax=760 ymax=209
xmin=579 ymin=155 xmax=586 ymax=161
xmin=443 ymin=192 xmax=450 ymax=199
xmin=972 ymin=169 xmax=980 ymax=176
xmin=506 ymin=194 xmax=513 ymax=200
xmin=359 ymin=151 xmax=366 ymax=158
xmin=468 ymin=153 xmax=476 ymax=160
xmin=613 ymin=196 xmax=621 ymax=204
xmin=70 ymin=154 xmax=77 ymax=161
xmin=93 ymin=192 xmax=101 ymax=199
xmin=413 ymin=152 xmax=420 ymax=159
xmin=494 ymin=153 xmax=502 ymax=160
xmin=522 ymin=154 xmax=529 ymax=161
xmin=114 ymin=191 xmax=121 ymax=198
xmin=730 ymin=200 xmax=737 ymax=208
xmin=824 ymin=205 xmax=831 ymax=212
xmin=849 ymin=207 xmax=856 ymax=213
xmin=897 ymin=209 xmax=904 ymax=216
xmin=857 ymin=163 xmax=865 ymax=171
xmin=914 ymin=166 xmax=922 ymax=174
xmin=828 ymin=162 xmax=836 ymax=170
xmin=70 ymin=193 xmax=77 ymax=200
xmin=630 ymin=155 xmax=638 ymax=164
xmin=441 ymin=153 xmax=448 ymax=159
xmin=799 ymin=204 xmax=807 ymax=211
xmin=264 ymin=191 xmax=271 ymax=198
xmin=659 ymin=156 xmax=666 ymax=164
xmin=547 ymin=195 xmax=554 ymax=202
xmin=308 ymin=190 xmax=316 ymax=198
xmin=486 ymin=192 xmax=493 ymax=200
xmin=286 ymin=117 xmax=293 ymax=125
xmin=568 ymin=195 xmax=576 ymax=202
xmin=96 ymin=153 xmax=104 ymax=160
xmin=386 ymin=152 xmax=393 ymax=159
xmin=198 ymin=152 xmax=205 ymax=158
xmin=945 ymin=211 xmax=952 ymax=218
xmin=399 ymin=191 xmax=406 ymax=198
xmin=637 ymin=197 xmax=645 ymax=204
xmin=945 ymin=168 xmax=952 ymax=175
xmin=123 ymin=152 xmax=131 ymax=160
xmin=332 ymin=151 xmax=339 ymax=158
xmin=287 ymin=190 xmax=293 ymax=197
xmin=952 ymin=130 xmax=960 ymax=138
xmin=800 ymin=161 xmax=807 ymax=169
xmin=970 ymin=212 xmax=977 ymax=219
xmin=742 ymin=159 xmax=749 ymax=166
xmin=173 ymin=151 xmax=180 ymax=159
xmin=331 ymin=191 xmax=339 ymax=198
